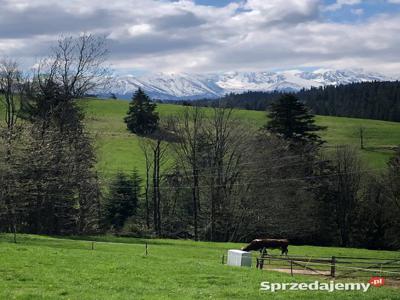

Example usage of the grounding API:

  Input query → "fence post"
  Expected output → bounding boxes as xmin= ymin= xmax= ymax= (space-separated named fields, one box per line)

xmin=91 ymin=241 xmax=95 ymax=250
xmin=145 ymin=243 xmax=148 ymax=256
xmin=221 ymin=254 xmax=225 ymax=265
xmin=331 ymin=256 xmax=336 ymax=278
xmin=290 ymin=260 xmax=293 ymax=277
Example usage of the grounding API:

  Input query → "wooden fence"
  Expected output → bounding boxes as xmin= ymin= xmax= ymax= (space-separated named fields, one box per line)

xmin=256 ymin=254 xmax=400 ymax=279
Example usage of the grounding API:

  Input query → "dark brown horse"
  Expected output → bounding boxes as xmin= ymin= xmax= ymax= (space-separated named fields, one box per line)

xmin=242 ymin=239 xmax=289 ymax=255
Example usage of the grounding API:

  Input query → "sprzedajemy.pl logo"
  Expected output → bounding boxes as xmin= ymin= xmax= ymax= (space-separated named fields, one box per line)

xmin=260 ymin=277 xmax=385 ymax=293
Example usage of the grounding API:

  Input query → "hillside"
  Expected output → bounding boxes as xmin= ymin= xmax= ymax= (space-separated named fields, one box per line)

xmin=1 ymin=97 xmax=399 ymax=174
xmin=82 ymin=99 xmax=400 ymax=178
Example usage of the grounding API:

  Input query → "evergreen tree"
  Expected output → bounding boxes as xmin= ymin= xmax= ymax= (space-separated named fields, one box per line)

xmin=124 ymin=89 xmax=159 ymax=135
xmin=105 ymin=170 xmax=141 ymax=230
xmin=266 ymin=94 xmax=325 ymax=146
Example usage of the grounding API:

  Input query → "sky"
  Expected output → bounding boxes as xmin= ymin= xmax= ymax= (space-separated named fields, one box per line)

xmin=0 ymin=0 xmax=400 ymax=76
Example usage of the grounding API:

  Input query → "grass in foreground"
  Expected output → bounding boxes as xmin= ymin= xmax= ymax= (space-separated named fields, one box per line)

xmin=0 ymin=234 xmax=399 ymax=299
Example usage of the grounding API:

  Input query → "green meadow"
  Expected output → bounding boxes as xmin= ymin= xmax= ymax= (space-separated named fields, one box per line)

xmin=1 ymin=97 xmax=400 ymax=175
xmin=81 ymin=99 xmax=400 ymax=177
xmin=0 ymin=234 xmax=399 ymax=299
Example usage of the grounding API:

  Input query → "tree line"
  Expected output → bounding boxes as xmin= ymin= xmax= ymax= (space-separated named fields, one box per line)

xmin=185 ymin=81 xmax=400 ymax=122
xmin=108 ymin=92 xmax=400 ymax=249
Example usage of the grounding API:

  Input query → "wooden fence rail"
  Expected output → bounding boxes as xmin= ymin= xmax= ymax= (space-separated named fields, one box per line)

xmin=256 ymin=254 xmax=400 ymax=279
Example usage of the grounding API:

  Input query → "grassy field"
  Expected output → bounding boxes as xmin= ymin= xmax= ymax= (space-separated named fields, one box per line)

xmin=0 ymin=234 xmax=399 ymax=299
xmin=81 ymin=99 xmax=400 ymax=177
xmin=1 ymin=98 xmax=400 ymax=176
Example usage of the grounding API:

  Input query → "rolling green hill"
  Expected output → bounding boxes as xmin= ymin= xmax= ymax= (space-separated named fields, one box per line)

xmin=81 ymin=99 xmax=400 ymax=178
xmin=1 ymin=98 xmax=400 ymax=176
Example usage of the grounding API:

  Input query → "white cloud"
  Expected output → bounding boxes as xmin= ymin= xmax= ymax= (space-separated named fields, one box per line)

xmin=351 ymin=8 xmax=364 ymax=15
xmin=128 ymin=24 xmax=152 ymax=37
xmin=0 ymin=0 xmax=399 ymax=76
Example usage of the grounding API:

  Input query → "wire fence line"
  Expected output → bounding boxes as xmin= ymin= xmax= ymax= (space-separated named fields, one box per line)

xmin=257 ymin=254 xmax=400 ymax=278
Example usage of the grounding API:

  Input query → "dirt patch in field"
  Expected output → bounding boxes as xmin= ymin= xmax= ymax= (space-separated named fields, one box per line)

xmin=266 ymin=267 xmax=331 ymax=276
xmin=384 ymin=279 xmax=400 ymax=288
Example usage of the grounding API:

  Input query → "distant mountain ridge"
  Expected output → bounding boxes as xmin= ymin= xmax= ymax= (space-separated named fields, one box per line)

xmin=103 ymin=69 xmax=393 ymax=100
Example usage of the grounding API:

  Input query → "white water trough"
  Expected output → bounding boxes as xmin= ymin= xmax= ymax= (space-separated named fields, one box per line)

xmin=227 ymin=249 xmax=252 ymax=267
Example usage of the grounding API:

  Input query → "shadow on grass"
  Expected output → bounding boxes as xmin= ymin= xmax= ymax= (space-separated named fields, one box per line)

xmin=363 ymin=146 xmax=397 ymax=153
xmin=61 ymin=234 xmax=242 ymax=250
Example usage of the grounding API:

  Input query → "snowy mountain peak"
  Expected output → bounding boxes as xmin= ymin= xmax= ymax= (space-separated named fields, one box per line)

xmin=104 ymin=69 xmax=393 ymax=100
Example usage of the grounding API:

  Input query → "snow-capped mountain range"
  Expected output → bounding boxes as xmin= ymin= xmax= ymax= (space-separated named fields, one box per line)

xmin=104 ymin=69 xmax=394 ymax=100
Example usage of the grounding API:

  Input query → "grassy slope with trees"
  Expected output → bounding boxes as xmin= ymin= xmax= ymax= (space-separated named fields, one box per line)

xmin=0 ymin=234 xmax=399 ymax=300
xmin=2 ymin=97 xmax=399 ymax=175
xmin=82 ymin=98 xmax=400 ymax=176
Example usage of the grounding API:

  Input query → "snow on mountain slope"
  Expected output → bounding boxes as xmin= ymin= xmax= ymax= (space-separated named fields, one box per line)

xmin=104 ymin=69 xmax=393 ymax=100
xmin=215 ymin=70 xmax=320 ymax=93
xmin=108 ymin=73 xmax=223 ymax=100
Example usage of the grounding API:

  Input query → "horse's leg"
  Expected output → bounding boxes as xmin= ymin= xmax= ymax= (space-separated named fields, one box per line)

xmin=261 ymin=247 xmax=267 ymax=256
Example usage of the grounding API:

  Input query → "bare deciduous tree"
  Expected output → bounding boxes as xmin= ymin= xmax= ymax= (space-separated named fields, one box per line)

xmin=0 ymin=59 xmax=23 ymax=243
xmin=203 ymin=107 xmax=251 ymax=241
xmin=172 ymin=106 xmax=205 ymax=241
xmin=331 ymin=145 xmax=362 ymax=246
xmin=386 ymin=148 xmax=400 ymax=212
xmin=36 ymin=33 xmax=109 ymax=99
xmin=139 ymin=132 xmax=169 ymax=235
xmin=12 ymin=34 xmax=109 ymax=235
xmin=0 ymin=59 xmax=21 ymax=132
xmin=139 ymin=137 xmax=154 ymax=229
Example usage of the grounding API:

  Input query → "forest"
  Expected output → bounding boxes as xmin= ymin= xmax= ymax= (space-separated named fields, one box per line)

xmin=185 ymin=81 xmax=400 ymax=122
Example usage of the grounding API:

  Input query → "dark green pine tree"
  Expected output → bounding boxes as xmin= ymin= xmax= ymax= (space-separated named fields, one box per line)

xmin=124 ymin=88 xmax=159 ymax=135
xmin=266 ymin=94 xmax=325 ymax=146
xmin=105 ymin=170 xmax=142 ymax=230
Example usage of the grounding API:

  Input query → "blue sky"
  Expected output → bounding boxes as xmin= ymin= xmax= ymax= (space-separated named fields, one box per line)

xmin=194 ymin=0 xmax=238 ymax=6
xmin=0 ymin=0 xmax=399 ymax=76
xmin=197 ymin=0 xmax=400 ymax=21
xmin=322 ymin=0 xmax=400 ymax=22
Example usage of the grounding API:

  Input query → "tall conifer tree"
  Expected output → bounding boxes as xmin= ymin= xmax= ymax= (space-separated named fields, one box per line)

xmin=124 ymin=88 xmax=159 ymax=135
xmin=266 ymin=94 xmax=325 ymax=146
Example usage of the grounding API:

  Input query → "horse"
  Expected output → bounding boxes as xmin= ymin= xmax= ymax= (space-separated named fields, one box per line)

xmin=241 ymin=238 xmax=289 ymax=255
